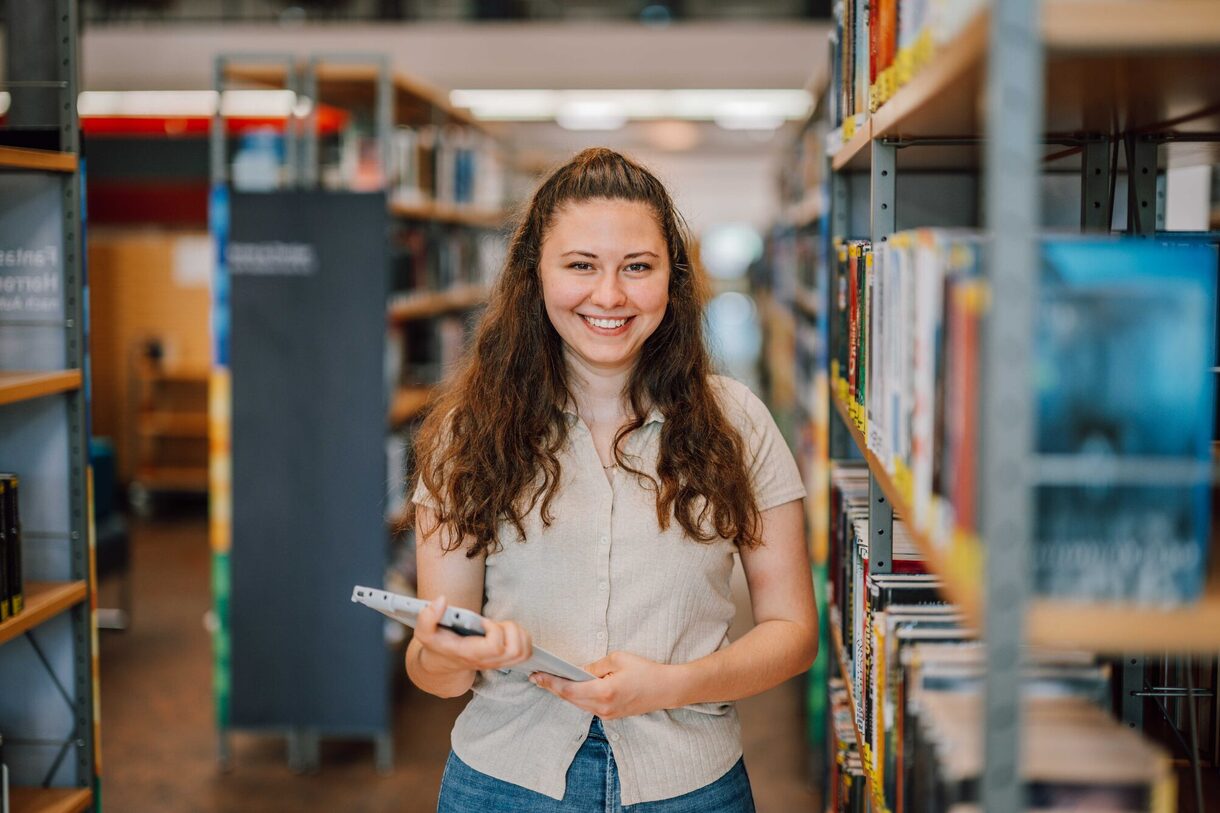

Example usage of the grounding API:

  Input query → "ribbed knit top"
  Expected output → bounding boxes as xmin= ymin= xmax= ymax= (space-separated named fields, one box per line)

xmin=414 ymin=375 xmax=806 ymax=805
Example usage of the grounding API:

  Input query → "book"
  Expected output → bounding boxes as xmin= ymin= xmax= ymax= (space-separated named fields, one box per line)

xmin=0 ymin=477 xmax=8 ymax=621
xmin=0 ymin=475 xmax=20 ymax=616
xmin=835 ymin=231 xmax=1218 ymax=605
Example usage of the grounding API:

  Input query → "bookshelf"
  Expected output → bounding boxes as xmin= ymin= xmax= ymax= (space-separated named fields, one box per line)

xmin=0 ymin=1 xmax=99 ymax=808
xmin=763 ymin=1 xmax=1220 ymax=810
xmin=210 ymin=53 xmax=514 ymax=773
xmin=831 ymin=390 xmax=1220 ymax=655
xmin=832 ymin=2 xmax=1220 ymax=172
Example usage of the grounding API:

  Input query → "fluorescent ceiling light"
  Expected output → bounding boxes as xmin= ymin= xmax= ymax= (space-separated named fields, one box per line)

xmin=556 ymin=100 xmax=628 ymax=131
xmin=77 ymin=89 xmax=301 ymax=118
xmin=449 ymin=88 xmax=810 ymax=130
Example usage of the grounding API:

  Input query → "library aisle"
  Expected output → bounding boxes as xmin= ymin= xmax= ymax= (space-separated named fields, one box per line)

xmin=96 ymin=513 xmax=818 ymax=813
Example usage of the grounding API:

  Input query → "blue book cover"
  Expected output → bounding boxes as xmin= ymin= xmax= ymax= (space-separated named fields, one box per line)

xmin=1034 ymin=237 xmax=1217 ymax=604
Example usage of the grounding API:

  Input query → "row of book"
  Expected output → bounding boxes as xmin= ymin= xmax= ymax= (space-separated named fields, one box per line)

xmin=828 ymin=678 xmax=870 ymax=813
xmin=832 ymin=230 xmax=1218 ymax=605
xmin=829 ymin=463 xmax=1178 ymax=812
xmin=386 ymin=313 xmax=476 ymax=393
xmin=0 ymin=474 xmax=22 ymax=622
xmin=387 ymin=124 xmax=507 ymax=212
xmin=390 ymin=226 xmax=506 ymax=297
xmin=828 ymin=0 xmax=983 ymax=139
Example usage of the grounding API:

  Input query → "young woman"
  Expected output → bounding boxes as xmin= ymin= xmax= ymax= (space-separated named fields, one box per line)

xmin=405 ymin=147 xmax=817 ymax=812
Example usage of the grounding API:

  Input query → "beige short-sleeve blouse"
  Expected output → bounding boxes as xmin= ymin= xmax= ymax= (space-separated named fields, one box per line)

xmin=413 ymin=374 xmax=806 ymax=805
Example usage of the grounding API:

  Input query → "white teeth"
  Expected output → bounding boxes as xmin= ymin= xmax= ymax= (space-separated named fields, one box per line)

xmin=584 ymin=316 xmax=628 ymax=329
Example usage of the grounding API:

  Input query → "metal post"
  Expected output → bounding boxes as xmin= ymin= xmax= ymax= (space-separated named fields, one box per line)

xmin=866 ymin=140 xmax=896 ymax=572
xmin=980 ymin=0 xmax=1042 ymax=810
xmin=304 ymin=56 xmax=320 ymax=189
xmin=1117 ymin=136 xmax=1160 ymax=731
xmin=828 ymin=168 xmax=852 ymax=460
xmin=1125 ymin=136 xmax=1158 ymax=235
xmin=376 ymin=57 xmax=394 ymax=194
xmin=1079 ymin=139 xmax=1112 ymax=231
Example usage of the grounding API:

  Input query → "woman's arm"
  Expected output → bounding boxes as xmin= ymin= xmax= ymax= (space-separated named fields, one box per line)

xmin=667 ymin=497 xmax=817 ymax=706
xmin=405 ymin=505 xmax=534 ymax=698
xmin=531 ymin=498 xmax=817 ymax=717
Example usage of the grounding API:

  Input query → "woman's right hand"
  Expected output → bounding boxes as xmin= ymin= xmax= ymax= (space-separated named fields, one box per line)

xmin=414 ymin=595 xmax=534 ymax=675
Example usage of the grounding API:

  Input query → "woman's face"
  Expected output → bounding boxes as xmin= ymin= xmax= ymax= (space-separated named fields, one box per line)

xmin=539 ymin=197 xmax=671 ymax=376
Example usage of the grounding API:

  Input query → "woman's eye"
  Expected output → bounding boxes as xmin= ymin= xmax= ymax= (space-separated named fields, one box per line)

xmin=569 ymin=261 xmax=594 ymax=271
xmin=626 ymin=263 xmax=651 ymax=273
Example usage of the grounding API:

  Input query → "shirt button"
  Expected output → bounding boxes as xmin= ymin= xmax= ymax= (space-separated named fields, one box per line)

xmin=598 ymin=581 xmax=608 ymax=591
xmin=599 ymin=535 xmax=608 ymax=545
xmin=610 ymin=732 xmax=621 ymax=742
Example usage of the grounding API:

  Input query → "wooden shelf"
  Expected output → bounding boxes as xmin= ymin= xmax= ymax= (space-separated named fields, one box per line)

xmin=832 ymin=389 xmax=1220 ymax=654
xmin=0 ymin=371 xmax=82 ymax=408
xmin=828 ymin=608 xmax=886 ymax=811
xmin=390 ymin=385 xmax=434 ymax=427
xmin=138 ymin=412 xmax=208 ymax=438
xmin=390 ymin=200 xmax=508 ymax=229
xmin=832 ymin=2 xmax=1220 ymax=171
xmin=147 ymin=365 xmax=209 ymax=384
xmin=388 ymin=285 xmax=489 ymax=323
xmin=0 ymin=146 xmax=78 ymax=173
xmin=793 ymin=287 xmax=821 ymax=320
xmin=135 ymin=465 xmax=209 ymax=491
xmin=10 ymin=787 xmax=93 ymax=813
xmin=225 ymin=63 xmax=497 ymax=135
xmin=0 ymin=582 xmax=89 ymax=648
xmin=782 ymin=192 xmax=824 ymax=228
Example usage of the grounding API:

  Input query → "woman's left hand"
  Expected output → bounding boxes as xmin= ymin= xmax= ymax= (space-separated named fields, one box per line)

xmin=530 ymin=651 xmax=678 ymax=720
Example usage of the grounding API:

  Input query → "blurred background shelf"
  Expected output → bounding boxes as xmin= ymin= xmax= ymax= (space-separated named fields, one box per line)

xmin=390 ymin=386 xmax=434 ymax=427
xmin=390 ymin=201 xmax=508 ymax=228
xmin=0 ymin=146 xmax=78 ymax=173
xmin=9 ymin=787 xmax=94 ymax=813
xmin=0 ymin=371 xmax=82 ymax=407
xmin=388 ymin=285 xmax=489 ymax=323
xmin=0 ymin=581 xmax=89 ymax=648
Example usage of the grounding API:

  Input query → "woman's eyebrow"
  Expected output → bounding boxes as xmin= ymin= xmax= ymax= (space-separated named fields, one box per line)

xmin=560 ymin=250 xmax=660 ymax=259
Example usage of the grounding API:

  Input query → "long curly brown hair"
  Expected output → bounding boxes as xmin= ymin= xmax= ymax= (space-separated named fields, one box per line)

xmin=408 ymin=147 xmax=762 ymax=557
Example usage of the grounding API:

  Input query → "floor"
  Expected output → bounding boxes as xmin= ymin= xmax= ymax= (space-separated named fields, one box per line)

xmin=98 ymin=512 xmax=822 ymax=813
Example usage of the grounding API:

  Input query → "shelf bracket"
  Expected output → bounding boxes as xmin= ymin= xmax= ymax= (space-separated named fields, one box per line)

xmin=1079 ymin=139 xmax=1112 ymax=231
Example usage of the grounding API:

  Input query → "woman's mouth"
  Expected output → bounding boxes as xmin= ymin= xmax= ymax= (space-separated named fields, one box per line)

xmin=580 ymin=314 xmax=634 ymax=333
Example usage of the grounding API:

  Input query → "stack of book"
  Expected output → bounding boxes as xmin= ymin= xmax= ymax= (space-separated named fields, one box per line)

xmin=831 ymin=232 xmax=1217 ymax=605
xmin=0 ymin=473 xmax=22 ymax=622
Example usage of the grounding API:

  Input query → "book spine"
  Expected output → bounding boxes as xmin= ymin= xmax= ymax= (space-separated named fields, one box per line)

xmin=0 ymin=479 xmax=8 ymax=621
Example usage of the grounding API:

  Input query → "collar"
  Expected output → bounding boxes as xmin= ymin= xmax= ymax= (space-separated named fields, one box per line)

xmin=560 ymin=400 xmax=665 ymax=426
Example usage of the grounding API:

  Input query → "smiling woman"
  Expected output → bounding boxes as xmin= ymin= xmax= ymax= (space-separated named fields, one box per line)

xmin=541 ymin=199 xmax=671 ymax=375
xmin=403 ymin=147 xmax=816 ymax=813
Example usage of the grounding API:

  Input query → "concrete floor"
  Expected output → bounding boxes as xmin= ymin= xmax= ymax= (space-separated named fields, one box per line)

xmin=97 ymin=513 xmax=822 ymax=813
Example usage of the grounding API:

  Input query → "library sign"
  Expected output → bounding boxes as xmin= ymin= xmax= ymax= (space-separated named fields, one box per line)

xmin=0 ymin=174 xmax=64 ymax=316
xmin=0 ymin=246 xmax=60 ymax=313
xmin=228 ymin=241 xmax=319 ymax=278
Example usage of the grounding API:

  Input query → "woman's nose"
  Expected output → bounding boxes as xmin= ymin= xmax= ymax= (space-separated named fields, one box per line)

xmin=589 ymin=272 xmax=626 ymax=309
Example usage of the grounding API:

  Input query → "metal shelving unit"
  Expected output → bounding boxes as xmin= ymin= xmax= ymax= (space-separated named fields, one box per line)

xmin=0 ymin=2 xmax=99 ymax=811
xmin=790 ymin=2 xmax=1220 ymax=810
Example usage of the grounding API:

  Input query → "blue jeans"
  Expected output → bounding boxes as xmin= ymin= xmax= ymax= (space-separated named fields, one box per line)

xmin=437 ymin=718 xmax=756 ymax=812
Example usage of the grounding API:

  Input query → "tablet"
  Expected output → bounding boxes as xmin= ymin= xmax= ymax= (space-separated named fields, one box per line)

xmin=351 ymin=586 xmax=595 ymax=682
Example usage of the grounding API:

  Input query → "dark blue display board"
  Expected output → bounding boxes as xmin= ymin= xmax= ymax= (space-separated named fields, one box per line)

xmin=227 ymin=191 xmax=389 ymax=738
